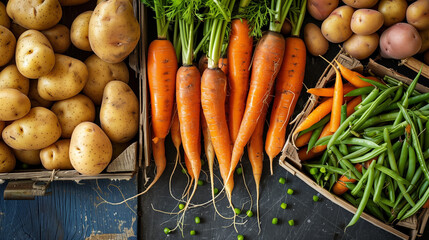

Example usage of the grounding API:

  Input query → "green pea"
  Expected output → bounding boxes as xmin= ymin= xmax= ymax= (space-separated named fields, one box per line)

xmin=236 ymin=167 xmax=243 ymax=175
xmin=320 ymin=167 xmax=326 ymax=173
xmin=287 ymin=189 xmax=294 ymax=195
xmin=213 ymin=187 xmax=219 ymax=195
xmin=309 ymin=168 xmax=318 ymax=175
xmin=234 ymin=208 xmax=241 ymax=215
xmin=237 ymin=234 xmax=244 ymax=240
xmin=313 ymin=195 xmax=319 ymax=202
xmin=179 ymin=203 xmax=185 ymax=210
xmin=164 ymin=227 xmax=170 ymax=234
xmin=288 ymin=220 xmax=295 ymax=226
xmin=194 ymin=216 xmax=201 ymax=224
xmin=190 ymin=230 xmax=196 ymax=236
xmin=281 ymin=203 xmax=287 ymax=209
xmin=246 ymin=210 xmax=253 ymax=217
xmin=272 ymin=218 xmax=279 ymax=224
xmin=198 ymin=180 xmax=204 ymax=186
xmin=279 ymin=177 xmax=286 ymax=184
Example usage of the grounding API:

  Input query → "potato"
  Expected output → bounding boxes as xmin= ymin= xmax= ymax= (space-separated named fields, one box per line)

xmin=40 ymin=139 xmax=73 ymax=170
xmin=89 ymin=0 xmax=140 ymax=63
xmin=6 ymin=0 xmax=62 ymax=30
xmin=378 ymin=0 xmax=407 ymax=27
xmin=0 ymin=88 xmax=31 ymax=121
xmin=70 ymin=11 xmax=93 ymax=51
xmin=28 ymin=79 xmax=52 ymax=108
xmin=51 ymin=94 xmax=96 ymax=138
xmin=100 ymin=81 xmax=138 ymax=143
xmin=2 ymin=107 xmax=61 ymax=150
xmin=307 ymin=0 xmax=339 ymax=21
xmin=380 ymin=23 xmax=422 ymax=59
xmin=59 ymin=0 xmax=90 ymax=6
xmin=38 ymin=54 xmax=88 ymax=101
xmin=406 ymin=0 xmax=429 ymax=31
xmin=0 ymin=26 xmax=16 ymax=67
xmin=420 ymin=30 xmax=429 ymax=53
xmin=0 ymin=141 xmax=15 ymax=172
xmin=342 ymin=0 xmax=378 ymax=8
xmin=0 ymin=2 xmax=10 ymax=29
xmin=321 ymin=6 xmax=354 ymax=43
xmin=69 ymin=122 xmax=112 ymax=176
xmin=0 ymin=65 xmax=29 ymax=95
xmin=42 ymin=24 xmax=71 ymax=54
xmin=13 ymin=149 xmax=41 ymax=165
xmin=10 ymin=21 xmax=27 ymax=39
xmin=351 ymin=9 xmax=384 ymax=35
xmin=304 ymin=23 xmax=329 ymax=56
xmin=15 ymin=30 xmax=55 ymax=79
xmin=344 ymin=34 xmax=379 ymax=60
xmin=83 ymin=54 xmax=129 ymax=105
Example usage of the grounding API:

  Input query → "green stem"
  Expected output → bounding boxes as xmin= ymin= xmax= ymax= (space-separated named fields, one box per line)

xmin=291 ymin=0 xmax=307 ymax=37
xmin=239 ymin=0 xmax=251 ymax=12
xmin=269 ymin=0 xmax=293 ymax=32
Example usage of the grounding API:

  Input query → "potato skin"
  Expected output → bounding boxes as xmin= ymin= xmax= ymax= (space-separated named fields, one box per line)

xmin=38 ymin=54 xmax=88 ymax=101
xmin=15 ymin=30 xmax=55 ymax=79
xmin=28 ymin=79 xmax=52 ymax=108
xmin=378 ymin=0 xmax=407 ymax=27
xmin=0 ymin=141 xmax=15 ymax=173
xmin=42 ymin=24 xmax=71 ymax=54
xmin=69 ymin=122 xmax=112 ymax=176
xmin=6 ymin=0 xmax=62 ymax=30
xmin=0 ymin=2 xmax=10 ymax=29
xmin=351 ymin=9 xmax=384 ymax=35
xmin=51 ymin=94 xmax=96 ymax=138
xmin=0 ymin=64 xmax=29 ymax=95
xmin=342 ymin=0 xmax=378 ymax=8
xmin=88 ymin=0 xmax=140 ymax=63
xmin=406 ymin=0 xmax=429 ymax=31
xmin=2 ymin=107 xmax=61 ymax=150
xmin=321 ymin=6 xmax=354 ymax=43
xmin=304 ymin=23 xmax=329 ymax=56
xmin=344 ymin=33 xmax=379 ymax=60
xmin=0 ymin=26 xmax=16 ymax=67
xmin=40 ymin=139 xmax=73 ymax=170
xmin=0 ymin=88 xmax=31 ymax=121
xmin=70 ymin=11 xmax=93 ymax=51
xmin=307 ymin=0 xmax=339 ymax=21
xmin=13 ymin=149 xmax=41 ymax=165
xmin=380 ymin=23 xmax=422 ymax=59
xmin=83 ymin=54 xmax=129 ymax=105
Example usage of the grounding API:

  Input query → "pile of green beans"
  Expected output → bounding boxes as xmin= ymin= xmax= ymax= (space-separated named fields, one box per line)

xmin=303 ymin=69 xmax=429 ymax=228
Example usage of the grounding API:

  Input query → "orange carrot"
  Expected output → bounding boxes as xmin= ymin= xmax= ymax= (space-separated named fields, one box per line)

xmin=298 ymin=147 xmax=322 ymax=161
xmin=219 ymin=57 xmax=229 ymax=75
xmin=293 ymin=98 xmax=333 ymax=135
xmin=265 ymin=37 xmax=306 ymax=174
xmin=332 ymin=164 xmax=363 ymax=195
xmin=335 ymin=60 xmax=372 ymax=88
xmin=148 ymin=40 xmax=178 ymax=143
xmin=198 ymin=54 xmax=208 ymax=73
xmin=229 ymin=31 xmax=286 ymax=181
xmin=227 ymin=19 xmax=253 ymax=144
xmin=330 ymin=63 xmax=343 ymax=132
xmin=295 ymin=131 xmax=313 ymax=147
xmin=171 ymin=109 xmax=181 ymax=155
xmin=145 ymin=138 xmax=166 ymax=189
xmin=307 ymin=83 xmax=356 ymax=97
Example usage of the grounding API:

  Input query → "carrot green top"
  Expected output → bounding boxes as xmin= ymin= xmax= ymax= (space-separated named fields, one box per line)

xmin=289 ymin=0 xmax=307 ymax=37
xmin=269 ymin=0 xmax=293 ymax=33
xmin=143 ymin=0 xmax=170 ymax=39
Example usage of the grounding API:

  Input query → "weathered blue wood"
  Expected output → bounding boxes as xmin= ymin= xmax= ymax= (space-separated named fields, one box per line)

xmin=0 ymin=178 xmax=137 ymax=240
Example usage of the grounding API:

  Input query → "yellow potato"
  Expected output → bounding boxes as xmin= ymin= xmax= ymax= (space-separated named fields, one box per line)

xmin=0 ymin=65 xmax=29 ymax=95
xmin=28 ymin=79 xmax=52 ymax=108
xmin=89 ymin=0 xmax=140 ymax=63
xmin=342 ymin=0 xmax=378 ymax=8
xmin=0 ymin=2 xmax=10 ymax=29
xmin=0 ymin=26 xmax=16 ymax=67
xmin=40 ymin=139 xmax=73 ymax=170
xmin=304 ymin=23 xmax=329 ymax=56
xmin=51 ymin=94 xmax=96 ymax=138
xmin=70 ymin=11 xmax=92 ymax=51
xmin=0 ymin=141 xmax=15 ymax=173
xmin=15 ymin=30 xmax=55 ymax=79
xmin=420 ymin=30 xmax=429 ymax=53
xmin=406 ymin=0 xmax=429 ymax=31
xmin=10 ymin=21 xmax=27 ymax=39
xmin=351 ymin=9 xmax=384 ymax=35
xmin=58 ymin=0 xmax=90 ymax=6
xmin=100 ymin=81 xmax=138 ymax=143
xmin=6 ymin=0 xmax=62 ymax=30
xmin=13 ymin=149 xmax=41 ymax=165
xmin=38 ymin=54 xmax=88 ymax=101
xmin=343 ymin=33 xmax=379 ymax=60
xmin=321 ymin=6 xmax=354 ymax=43
xmin=0 ymin=88 xmax=31 ymax=121
xmin=83 ymin=54 xmax=129 ymax=105
xmin=2 ymin=107 xmax=61 ymax=150
xmin=378 ymin=0 xmax=407 ymax=27
xmin=42 ymin=24 xmax=71 ymax=54
xmin=70 ymin=122 xmax=112 ymax=176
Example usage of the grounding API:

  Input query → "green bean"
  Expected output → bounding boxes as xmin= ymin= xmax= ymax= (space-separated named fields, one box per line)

xmin=385 ymin=93 xmax=429 ymax=112
xmin=386 ymin=177 xmax=396 ymax=203
xmin=370 ymin=98 xmax=393 ymax=117
xmin=375 ymin=164 xmax=411 ymax=186
xmin=339 ymin=104 xmax=348 ymax=155
xmin=346 ymin=160 xmax=375 ymax=228
xmin=331 ymin=146 xmax=362 ymax=179
xmin=352 ymin=86 xmax=399 ymax=130
xmin=406 ymin=146 xmax=417 ymax=182
xmin=339 ymin=144 xmax=348 ymax=156
xmin=351 ymin=166 xmax=370 ymax=196
xmin=343 ymin=192 xmax=359 ymax=207
xmin=425 ymin=149 xmax=429 ymax=159
xmin=358 ymin=87 xmax=380 ymax=107
xmin=307 ymin=125 xmax=323 ymax=152
xmin=350 ymin=144 xmax=387 ymax=163
xmin=379 ymin=196 xmax=395 ymax=208
xmin=344 ymin=147 xmax=372 ymax=160
xmin=398 ymin=103 xmax=429 ymax=182
xmin=373 ymin=153 xmax=386 ymax=204
xmin=324 ymin=172 xmax=332 ymax=181
xmin=398 ymin=141 xmax=409 ymax=177
xmin=420 ymin=103 xmax=429 ymax=111
xmin=304 ymin=164 xmax=357 ymax=179
xmin=425 ymin=120 xmax=429 ymax=150
xmin=417 ymin=117 xmax=424 ymax=147
xmin=314 ymin=135 xmax=331 ymax=147
xmin=384 ymin=75 xmax=422 ymax=97
xmin=298 ymin=114 xmax=331 ymax=137
xmin=345 ymin=86 xmax=375 ymax=97
xmin=392 ymin=85 xmax=404 ymax=103
xmin=400 ymin=187 xmax=429 ymax=220
xmin=364 ymin=122 xmax=408 ymax=137
xmin=348 ymin=145 xmax=364 ymax=152
xmin=329 ymin=173 xmax=336 ymax=191
xmin=419 ymin=180 xmax=429 ymax=199
xmin=397 ymin=201 xmax=413 ymax=221
xmin=359 ymin=77 xmax=388 ymax=90
xmin=367 ymin=199 xmax=386 ymax=221
xmin=359 ymin=111 xmax=399 ymax=129
xmin=340 ymin=138 xmax=380 ymax=148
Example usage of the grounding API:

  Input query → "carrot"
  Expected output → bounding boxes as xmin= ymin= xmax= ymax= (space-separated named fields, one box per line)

xmin=332 ymin=164 xmax=363 ymax=195
xmin=219 ymin=57 xmax=229 ymax=75
xmin=295 ymin=131 xmax=313 ymax=147
xmin=298 ymin=147 xmax=322 ymax=161
xmin=146 ymin=138 xmax=167 ymax=190
xmin=335 ymin=60 xmax=372 ymax=88
xmin=307 ymin=83 xmax=356 ymax=97
xmin=330 ymin=62 xmax=343 ymax=132
xmin=293 ymin=98 xmax=333 ymax=135
xmin=171 ymin=109 xmax=181 ymax=156
xmin=198 ymin=54 xmax=208 ymax=73
xmin=227 ymin=18 xmax=253 ymax=143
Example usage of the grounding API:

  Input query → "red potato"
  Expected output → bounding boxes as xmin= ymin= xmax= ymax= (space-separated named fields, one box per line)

xmin=307 ymin=0 xmax=339 ymax=21
xmin=406 ymin=0 xmax=429 ymax=31
xmin=342 ymin=0 xmax=378 ymax=8
xmin=380 ymin=23 xmax=422 ymax=59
